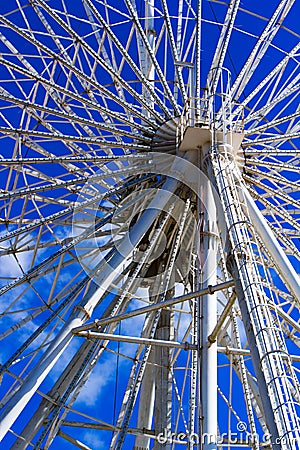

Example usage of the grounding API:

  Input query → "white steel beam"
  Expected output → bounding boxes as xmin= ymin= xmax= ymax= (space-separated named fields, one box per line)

xmin=0 ymin=174 xmax=179 ymax=441
xmin=0 ymin=126 xmax=150 ymax=150
xmin=133 ymin=349 xmax=155 ymax=450
xmin=154 ymin=310 xmax=173 ymax=450
xmin=200 ymin=160 xmax=218 ymax=450
xmin=0 ymin=56 xmax=158 ymax=128
xmin=207 ymin=293 xmax=236 ymax=346
xmin=0 ymin=5 xmax=165 ymax=123
xmin=0 ymin=175 xmax=153 ymax=246
xmin=243 ymin=131 xmax=300 ymax=147
xmin=246 ymin=187 xmax=300 ymax=235
xmin=243 ymin=174 xmax=300 ymax=211
xmin=134 ymin=4 xmax=159 ymax=445
xmin=242 ymin=186 xmax=300 ymax=307
xmin=0 ymin=166 xmax=148 ymax=202
xmin=244 ymin=149 xmax=300 ymax=157
xmin=243 ymin=165 xmax=299 ymax=193
xmin=78 ymin=0 xmax=170 ymax=118
xmin=11 ymin=340 xmax=97 ymax=450
xmin=0 ymin=90 xmax=153 ymax=138
xmin=245 ymin=111 xmax=300 ymax=135
xmin=207 ymin=0 xmax=241 ymax=95
xmin=143 ymin=0 xmax=156 ymax=120
xmin=209 ymin=148 xmax=300 ymax=449
xmin=124 ymin=0 xmax=180 ymax=116
xmin=230 ymin=0 xmax=296 ymax=101
xmin=73 ymin=280 xmax=234 ymax=332
xmin=74 ymin=331 xmax=196 ymax=350
xmin=161 ymin=0 xmax=187 ymax=105
xmin=195 ymin=0 xmax=202 ymax=114
xmin=0 ymin=154 xmax=152 ymax=166
xmin=57 ymin=430 xmax=91 ymax=450
xmin=238 ymin=36 xmax=300 ymax=119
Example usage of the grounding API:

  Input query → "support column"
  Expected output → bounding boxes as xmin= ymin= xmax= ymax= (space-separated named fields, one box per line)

xmin=154 ymin=309 xmax=173 ymax=450
xmin=134 ymin=348 xmax=155 ymax=450
xmin=134 ymin=3 xmax=157 ymax=448
xmin=143 ymin=0 xmax=155 ymax=115
xmin=208 ymin=144 xmax=300 ymax=449
xmin=200 ymin=150 xmax=218 ymax=450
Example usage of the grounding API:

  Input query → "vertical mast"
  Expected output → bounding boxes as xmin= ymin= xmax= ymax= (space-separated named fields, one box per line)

xmin=144 ymin=0 xmax=155 ymax=115
xmin=198 ymin=3 xmax=218 ymax=445
xmin=200 ymin=144 xmax=218 ymax=450
xmin=195 ymin=0 xmax=202 ymax=117
xmin=134 ymin=2 xmax=156 ymax=449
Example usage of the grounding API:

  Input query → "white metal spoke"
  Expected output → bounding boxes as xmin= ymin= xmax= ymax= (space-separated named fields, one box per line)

xmin=207 ymin=0 xmax=241 ymax=94
xmin=230 ymin=0 xmax=296 ymax=102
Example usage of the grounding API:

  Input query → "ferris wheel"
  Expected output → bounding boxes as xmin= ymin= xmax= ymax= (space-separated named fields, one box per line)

xmin=0 ymin=0 xmax=299 ymax=448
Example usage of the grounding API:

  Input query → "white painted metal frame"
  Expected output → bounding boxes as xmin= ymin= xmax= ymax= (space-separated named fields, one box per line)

xmin=0 ymin=1 xmax=299 ymax=449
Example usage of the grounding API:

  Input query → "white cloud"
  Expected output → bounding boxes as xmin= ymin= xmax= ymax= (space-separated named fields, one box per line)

xmin=82 ymin=430 xmax=106 ymax=449
xmin=0 ymin=231 xmax=50 ymax=281
xmin=75 ymin=358 xmax=115 ymax=407
xmin=0 ymin=253 xmax=30 ymax=278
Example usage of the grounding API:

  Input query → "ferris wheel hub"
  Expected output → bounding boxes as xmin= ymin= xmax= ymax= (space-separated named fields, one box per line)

xmin=150 ymin=116 xmax=244 ymax=169
xmin=150 ymin=117 xmax=178 ymax=153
